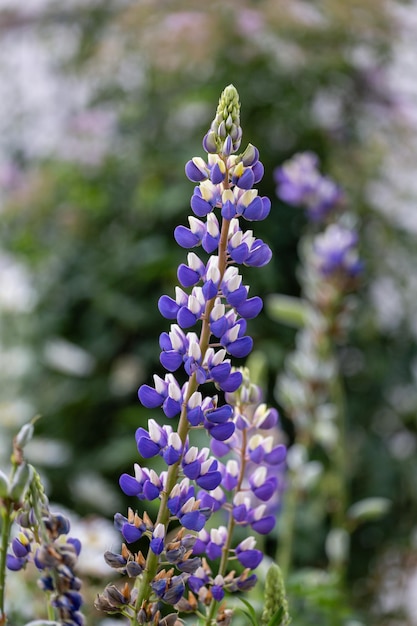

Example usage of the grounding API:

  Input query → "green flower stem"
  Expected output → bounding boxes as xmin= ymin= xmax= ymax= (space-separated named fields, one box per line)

xmin=276 ymin=471 xmax=298 ymax=581
xmin=0 ymin=456 xmax=21 ymax=626
xmin=322 ymin=301 xmax=349 ymax=579
xmin=0 ymin=502 xmax=13 ymax=626
xmin=328 ymin=366 xmax=349 ymax=581
xmin=134 ymin=178 xmax=232 ymax=616
xmin=331 ymin=372 xmax=347 ymax=524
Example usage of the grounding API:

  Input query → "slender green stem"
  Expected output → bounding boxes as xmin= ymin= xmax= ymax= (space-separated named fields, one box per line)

xmin=0 ymin=503 xmax=13 ymax=626
xmin=330 ymin=370 xmax=347 ymax=527
xmin=0 ymin=457 xmax=21 ymax=626
xmin=276 ymin=473 xmax=298 ymax=581
xmin=328 ymin=365 xmax=349 ymax=583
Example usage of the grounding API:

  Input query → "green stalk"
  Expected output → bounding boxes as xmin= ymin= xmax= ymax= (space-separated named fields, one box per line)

xmin=331 ymin=371 xmax=347 ymax=527
xmin=328 ymin=366 xmax=349 ymax=583
xmin=0 ymin=457 xmax=21 ymax=626
xmin=322 ymin=301 xmax=349 ymax=581
xmin=276 ymin=473 xmax=298 ymax=581
xmin=0 ymin=503 xmax=13 ymax=626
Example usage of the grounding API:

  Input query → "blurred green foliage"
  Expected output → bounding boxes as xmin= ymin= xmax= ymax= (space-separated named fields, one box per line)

xmin=1 ymin=1 xmax=417 ymax=624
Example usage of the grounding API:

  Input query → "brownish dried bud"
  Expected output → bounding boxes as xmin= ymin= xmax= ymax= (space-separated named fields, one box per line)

xmin=121 ymin=543 xmax=131 ymax=559
xmin=216 ymin=608 xmax=233 ymax=625
xmin=95 ymin=583 xmax=132 ymax=612
xmin=127 ymin=507 xmax=135 ymax=523
xmin=175 ymin=590 xmax=197 ymax=613
xmin=143 ymin=511 xmax=154 ymax=528
xmin=159 ymin=613 xmax=182 ymax=626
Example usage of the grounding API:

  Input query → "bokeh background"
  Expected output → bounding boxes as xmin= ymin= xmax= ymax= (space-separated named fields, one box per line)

xmin=1 ymin=1 xmax=417 ymax=624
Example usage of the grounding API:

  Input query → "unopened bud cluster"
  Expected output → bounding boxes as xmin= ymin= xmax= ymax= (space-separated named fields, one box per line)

xmin=7 ymin=506 xmax=84 ymax=626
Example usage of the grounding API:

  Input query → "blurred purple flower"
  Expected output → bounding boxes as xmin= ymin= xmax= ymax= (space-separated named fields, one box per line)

xmin=313 ymin=223 xmax=362 ymax=278
xmin=274 ymin=151 xmax=342 ymax=221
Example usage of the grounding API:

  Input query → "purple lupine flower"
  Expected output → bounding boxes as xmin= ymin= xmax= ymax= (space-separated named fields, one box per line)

xmin=313 ymin=223 xmax=362 ymax=278
xmin=6 ymin=531 xmax=31 ymax=571
xmin=138 ymin=373 xmax=185 ymax=418
xmin=150 ymin=523 xmax=165 ymax=555
xmin=227 ymin=218 xmax=272 ymax=267
xmin=177 ymin=496 xmax=211 ymax=532
xmin=188 ymin=565 xmax=210 ymax=593
xmin=167 ymin=478 xmax=195 ymax=517
xmin=205 ymin=527 xmax=228 ymax=560
xmin=105 ymin=86 xmax=284 ymax=621
xmin=119 ymin=463 xmax=165 ymax=500
xmin=198 ymin=485 xmax=227 ymax=512
xmin=275 ymin=151 xmax=342 ymax=221
xmin=235 ymin=537 xmax=263 ymax=569
xmin=152 ymin=572 xmax=187 ymax=605
xmin=174 ymin=213 xmax=221 ymax=253
xmin=191 ymin=180 xmax=222 ymax=217
xmin=8 ymin=511 xmax=85 ymax=625
xmin=182 ymin=446 xmax=222 ymax=490
xmin=136 ymin=419 xmax=169 ymax=456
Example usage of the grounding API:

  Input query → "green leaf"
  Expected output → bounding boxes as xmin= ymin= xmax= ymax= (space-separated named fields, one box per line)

xmin=238 ymin=597 xmax=259 ymax=626
xmin=267 ymin=606 xmax=286 ymax=626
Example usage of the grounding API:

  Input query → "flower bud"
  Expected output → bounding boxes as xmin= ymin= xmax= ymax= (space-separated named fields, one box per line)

xmin=159 ymin=614 xmax=182 ymax=626
xmin=206 ymin=84 xmax=242 ymax=155
xmin=15 ymin=422 xmax=35 ymax=449
xmin=261 ymin=563 xmax=290 ymax=626
xmin=9 ymin=462 xmax=33 ymax=501
xmin=240 ymin=143 xmax=259 ymax=166
xmin=0 ymin=469 xmax=9 ymax=498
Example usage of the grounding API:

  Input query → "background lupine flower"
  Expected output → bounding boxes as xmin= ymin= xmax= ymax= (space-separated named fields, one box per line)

xmin=7 ymin=505 xmax=85 ymax=626
xmin=312 ymin=223 xmax=363 ymax=280
xmin=97 ymin=85 xmax=285 ymax=625
xmin=274 ymin=151 xmax=343 ymax=221
xmin=0 ymin=421 xmax=85 ymax=626
xmin=271 ymin=152 xmax=363 ymax=581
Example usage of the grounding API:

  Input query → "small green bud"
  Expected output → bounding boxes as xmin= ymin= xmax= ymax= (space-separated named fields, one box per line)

xmin=208 ymin=84 xmax=242 ymax=154
xmin=261 ymin=563 xmax=290 ymax=626
xmin=9 ymin=462 xmax=33 ymax=501
xmin=15 ymin=422 xmax=35 ymax=449
xmin=0 ymin=469 xmax=9 ymax=498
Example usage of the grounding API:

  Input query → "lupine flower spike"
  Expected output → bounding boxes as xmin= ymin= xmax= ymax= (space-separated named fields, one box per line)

xmin=2 ymin=421 xmax=85 ymax=626
xmin=97 ymin=85 xmax=286 ymax=625
xmin=274 ymin=151 xmax=362 ymax=579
